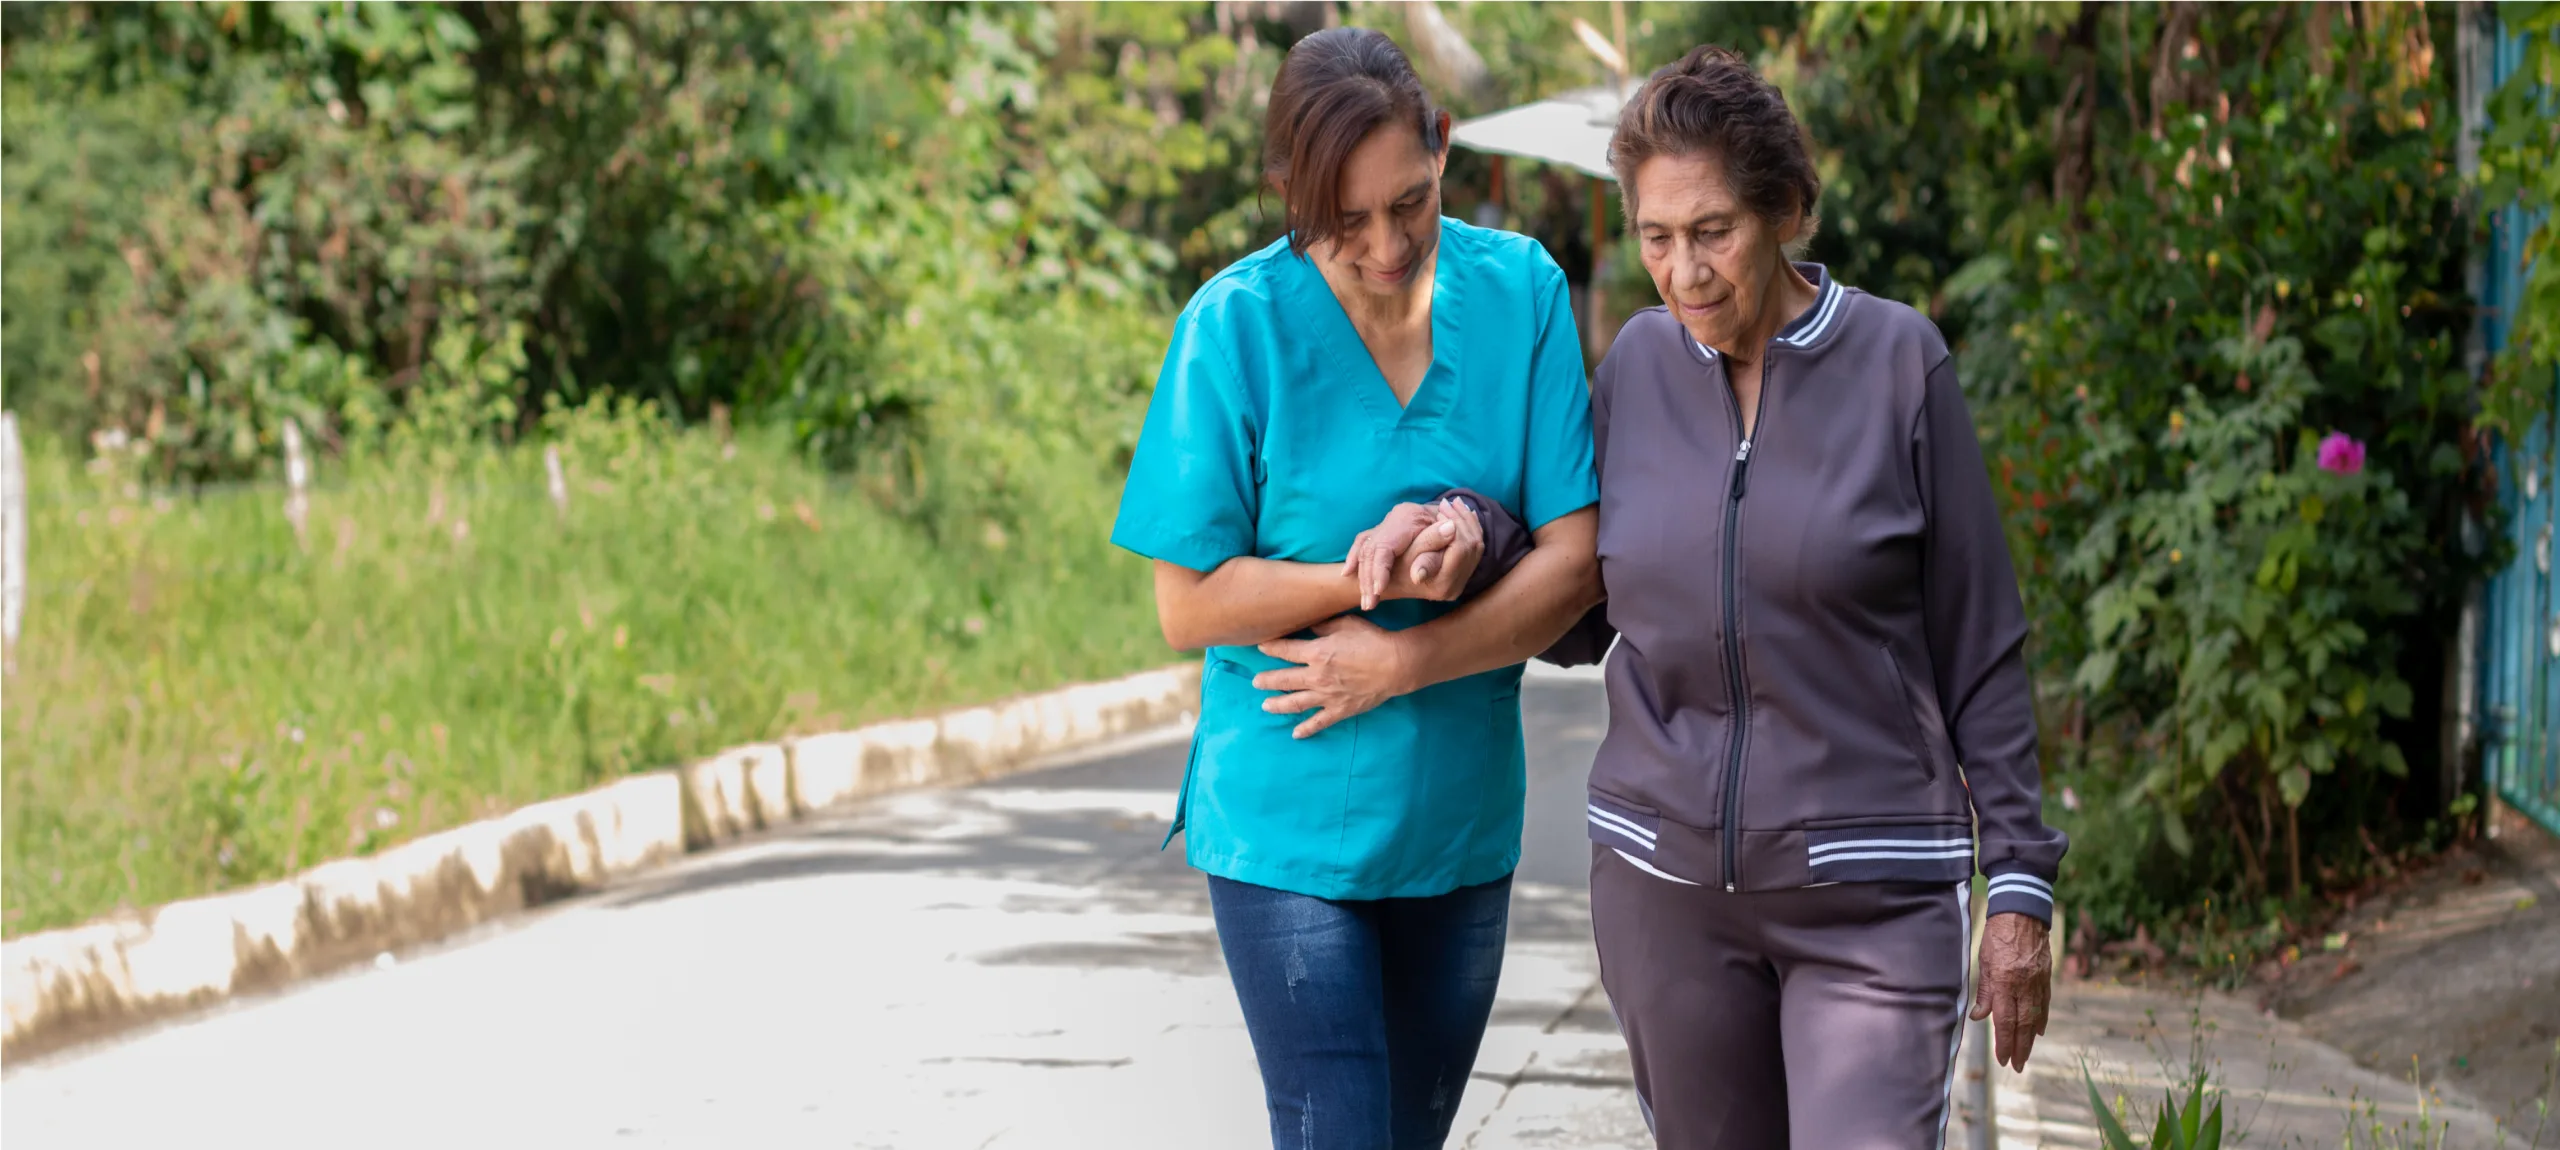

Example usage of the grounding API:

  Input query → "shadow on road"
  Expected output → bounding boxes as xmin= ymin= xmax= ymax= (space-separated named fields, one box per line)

xmin=599 ymin=680 xmax=1614 ymax=967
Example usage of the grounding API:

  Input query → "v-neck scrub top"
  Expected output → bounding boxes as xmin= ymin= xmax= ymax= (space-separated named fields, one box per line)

xmin=1112 ymin=219 xmax=1599 ymax=901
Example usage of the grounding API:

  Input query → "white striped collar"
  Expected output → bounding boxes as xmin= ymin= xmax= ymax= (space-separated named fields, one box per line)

xmin=1776 ymin=272 xmax=1845 ymax=349
xmin=1684 ymin=266 xmax=1844 ymax=360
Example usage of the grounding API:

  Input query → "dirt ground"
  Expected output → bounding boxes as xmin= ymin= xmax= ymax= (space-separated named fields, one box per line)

xmin=2257 ymin=806 xmax=2560 ymax=1131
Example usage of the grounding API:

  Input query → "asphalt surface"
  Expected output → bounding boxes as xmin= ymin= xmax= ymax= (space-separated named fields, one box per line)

xmin=7 ymin=669 xmax=2525 ymax=1148
xmin=0 ymin=675 xmax=1645 ymax=1150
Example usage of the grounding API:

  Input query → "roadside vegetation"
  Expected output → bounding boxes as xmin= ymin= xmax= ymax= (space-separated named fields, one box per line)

xmin=3 ymin=2 xmax=2553 ymax=959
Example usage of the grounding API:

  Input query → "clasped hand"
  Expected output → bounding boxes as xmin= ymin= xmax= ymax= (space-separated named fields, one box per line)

xmin=1251 ymin=500 xmax=1484 ymax=739
xmin=1341 ymin=498 xmax=1485 ymax=612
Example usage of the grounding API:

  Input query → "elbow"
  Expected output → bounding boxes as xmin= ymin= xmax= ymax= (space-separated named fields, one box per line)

xmin=1153 ymin=595 xmax=1213 ymax=652
xmin=1527 ymin=506 xmax=1604 ymax=613
xmin=1149 ymin=562 xmax=1214 ymax=652
xmin=1154 ymin=610 xmax=1204 ymax=653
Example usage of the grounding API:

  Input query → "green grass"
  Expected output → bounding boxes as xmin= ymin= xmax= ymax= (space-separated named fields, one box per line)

xmin=0 ymin=418 xmax=1165 ymax=938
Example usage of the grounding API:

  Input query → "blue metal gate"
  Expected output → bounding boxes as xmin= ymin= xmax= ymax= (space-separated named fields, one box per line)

xmin=2479 ymin=18 xmax=2560 ymax=839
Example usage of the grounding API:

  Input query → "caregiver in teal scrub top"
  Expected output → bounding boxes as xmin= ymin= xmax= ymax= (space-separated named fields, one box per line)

xmin=1108 ymin=27 xmax=1601 ymax=1150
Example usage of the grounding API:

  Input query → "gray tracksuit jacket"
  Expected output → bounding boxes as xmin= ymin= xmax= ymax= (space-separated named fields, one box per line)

xmin=1460 ymin=268 xmax=2067 ymax=922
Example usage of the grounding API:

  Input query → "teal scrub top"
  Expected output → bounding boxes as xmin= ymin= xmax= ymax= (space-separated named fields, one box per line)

xmin=1110 ymin=219 xmax=1599 ymax=901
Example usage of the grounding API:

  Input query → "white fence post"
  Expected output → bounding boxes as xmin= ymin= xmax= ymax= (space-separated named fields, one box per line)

xmin=711 ymin=401 xmax=735 ymax=461
xmin=2 ymin=411 xmax=26 ymax=668
xmin=282 ymin=418 xmax=311 ymax=547
xmin=544 ymin=444 xmax=570 ymax=521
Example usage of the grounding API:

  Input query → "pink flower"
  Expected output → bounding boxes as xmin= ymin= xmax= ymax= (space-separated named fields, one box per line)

xmin=2317 ymin=432 xmax=2365 ymax=476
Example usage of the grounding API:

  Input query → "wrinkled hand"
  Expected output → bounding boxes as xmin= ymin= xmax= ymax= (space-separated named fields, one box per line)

xmin=1970 ymin=911 xmax=2052 ymax=1072
xmin=1401 ymin=499 xmax=1484 ymax=600
xmin=1339 ymin=499 xmax=1483 ymax=611
xmin=1253 ymin=615 xmax=1412 ymax=739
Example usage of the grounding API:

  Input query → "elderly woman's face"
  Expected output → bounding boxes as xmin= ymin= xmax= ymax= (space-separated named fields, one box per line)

xmin=1631 ymin=151 xmax=1802 ymax=354
xmin=1314 ymin=120 xmax=1448 ymax=307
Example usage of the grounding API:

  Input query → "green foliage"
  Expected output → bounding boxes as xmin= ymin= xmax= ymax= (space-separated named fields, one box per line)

xmin=3 ymin=2 xmax=537 ymax=478
xmin=0 ymin=3 xmax=1270 ymax=487
xmin=2477 ymin=2 xmax=2560 ymax=442
xmin=2003 ymin=6 xmax=2480 ymax=906
xmin=755 ymin=6 xmax=1207 ymax=501
xmin=0 ymin=402 xmax=1163 ymax=937
xmin=1784 ymin=3 xmax=2503 ymax=946
xmin=2059 ymin=337 xmax=2422 ymax=861
xmin=3 ymin=0 xmax=2544 ymax=960
xmin=2086 ymin=1064 xmax=2226 ymax=1150
xmin=1775 ymin=2 xmax=2085 ymax=314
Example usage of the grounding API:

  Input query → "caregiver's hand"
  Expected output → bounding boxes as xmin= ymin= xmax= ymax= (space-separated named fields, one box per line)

xmin=1340 ymin=499 xmax=1483 ymax=611
xmin=1254 ymin=615 xmax=1410 ymax=739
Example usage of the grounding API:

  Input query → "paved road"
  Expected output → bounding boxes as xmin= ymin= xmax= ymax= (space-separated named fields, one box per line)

xmin=4 ymin=672 xmax=2519 ymax=1149
xmin=1 ymin=676 xmax=1643 ymax=1150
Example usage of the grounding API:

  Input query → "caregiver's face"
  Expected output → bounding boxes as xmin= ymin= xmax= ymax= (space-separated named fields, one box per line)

xmin=1632 ymin=150 xmax=1802 ymax=354
xmin=1315 ymin=119 xmax=1448 ymax=303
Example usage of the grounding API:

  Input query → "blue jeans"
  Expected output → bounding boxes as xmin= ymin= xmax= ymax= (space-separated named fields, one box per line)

xmin=1207 ymin=872 xmax=1514 ymax=1150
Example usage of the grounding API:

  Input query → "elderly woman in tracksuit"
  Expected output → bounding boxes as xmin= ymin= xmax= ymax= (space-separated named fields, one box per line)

xmin=1287 ymin=44 xmax=2068 ymax=1149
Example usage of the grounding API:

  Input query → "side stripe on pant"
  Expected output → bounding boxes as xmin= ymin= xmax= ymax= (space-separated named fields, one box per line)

xmin=1935 ymin=880 xmax=1973 ymax=1150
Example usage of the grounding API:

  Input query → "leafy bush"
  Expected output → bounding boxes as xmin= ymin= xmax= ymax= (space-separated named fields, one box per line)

xmin=1782 ymin=3 xmax=2517 ymax=951
xmin=2476 ymin=2 xmax=2560 ymax=439
xmin=1996 ymin=10 xmax=2486 ymax=917
xmin=6 ymin=0 xmax=2549 ymax=959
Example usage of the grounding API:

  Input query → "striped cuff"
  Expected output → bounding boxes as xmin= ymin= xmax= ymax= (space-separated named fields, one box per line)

xmin=1981 ymin=866 xmax=2056 ymax=924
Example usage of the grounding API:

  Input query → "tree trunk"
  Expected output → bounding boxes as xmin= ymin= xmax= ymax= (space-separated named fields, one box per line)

xmin=2220 ymin=770 xmax=2268 ymax=896
xmin=2149 ymin=1 xmax=2206 ymax=139
xmin=1403 ymin=1 xmax=1490 ymax=104
xmin=2051 ymin=4 xmax=2104 ymax=230
xmin=2307 ymin=2 xmax=2335 ymax=79
xmin=2256 ymin=773 xmax=2278 ymax=884
xmin=2285 ymin=795 xmax=2305 ymax=898
xmin=2234 ymin=6 xmax=2296 ymax=122
xmin=2118 ymin=3 xmax=2140 ymax=131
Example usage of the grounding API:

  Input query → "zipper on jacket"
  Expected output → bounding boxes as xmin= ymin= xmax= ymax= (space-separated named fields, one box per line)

xmin=1719 ymin=419 xmax=1755 ymax=892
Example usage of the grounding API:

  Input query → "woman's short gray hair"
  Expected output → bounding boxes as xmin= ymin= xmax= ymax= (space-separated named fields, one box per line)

xmin=1609 ymin=44 xmax=1822 ymax=252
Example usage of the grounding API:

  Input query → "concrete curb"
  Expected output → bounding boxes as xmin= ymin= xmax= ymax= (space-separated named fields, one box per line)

xmin=0 ymin=663 xmax=1202 ymax=1063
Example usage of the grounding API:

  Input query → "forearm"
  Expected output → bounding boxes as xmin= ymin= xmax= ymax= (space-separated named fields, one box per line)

xmin=1153 ymin=557 xmax=1360 ymax=651
xmin=1395 ymin=513 xmax=1600 ymax=689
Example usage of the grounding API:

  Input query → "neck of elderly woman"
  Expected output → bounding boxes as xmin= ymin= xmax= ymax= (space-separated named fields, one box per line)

xmin=1711 ymin=257 xmax=1822 ymax=368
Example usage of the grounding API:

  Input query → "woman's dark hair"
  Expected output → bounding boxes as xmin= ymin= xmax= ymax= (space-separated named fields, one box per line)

xmin=1263 ymin=27 xmax=1444 ymax=255
xmin=1609 ymin=44 xmax=1820 ymax=241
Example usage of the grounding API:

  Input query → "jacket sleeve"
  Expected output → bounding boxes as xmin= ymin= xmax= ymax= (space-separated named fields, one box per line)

xmin=1914 ymin=353 xmax=2068 ymax=924
xmin=1439 ymin=345 xmax=1617 ymax=668
xmin=1437 ymin=489 xmax=1615 ymax=667
xmin=1446 ymin=487 xmax=1532 ymax=599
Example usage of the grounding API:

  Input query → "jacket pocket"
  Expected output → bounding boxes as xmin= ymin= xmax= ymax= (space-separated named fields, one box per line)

xmin=1877 ymin=639 xmax=1939 ymax=783
xmin=1586 ymin=784 xmax=1660 ymax=817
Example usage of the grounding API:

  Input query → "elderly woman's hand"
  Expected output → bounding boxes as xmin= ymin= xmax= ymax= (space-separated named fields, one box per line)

xmin=1969 ymin=911 xmax=2053 ymax=1072
xmin=1253 ymin=615 xmax=1414 ymax=739
xmin=1340 ymin=499 xmax=1483 ymax=611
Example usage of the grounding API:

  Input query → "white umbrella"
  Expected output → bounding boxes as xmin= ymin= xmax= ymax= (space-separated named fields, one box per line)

xmin=1449 ymin=79 xmax=1637 ymax=358
xmin=1449 ymin=83 xmax=1632 ymax=182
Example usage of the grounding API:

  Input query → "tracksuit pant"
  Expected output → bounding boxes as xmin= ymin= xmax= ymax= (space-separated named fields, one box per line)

xmin=1589 ymin=844 xmax=1974 ymax=1150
